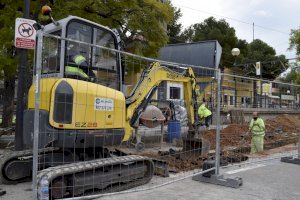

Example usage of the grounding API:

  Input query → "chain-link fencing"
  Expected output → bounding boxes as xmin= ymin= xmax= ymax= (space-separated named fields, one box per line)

xmin=215 ymin=73 xmax=300 ymax=168
xmin=30 ymin=31 xmax=220 ymax=200
xmin=29 ymin=28 xmax=300 ymax=199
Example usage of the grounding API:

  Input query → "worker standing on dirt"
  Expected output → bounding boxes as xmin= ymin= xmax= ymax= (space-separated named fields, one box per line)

xmin=249 ymin=112 xmax=265 ymax=153
xmin=198 ymin=99 xmax=212 ymax=129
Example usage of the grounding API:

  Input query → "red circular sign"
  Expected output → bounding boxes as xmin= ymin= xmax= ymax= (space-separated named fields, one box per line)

xmin=18 ymin=23 xmax=34 ymax=37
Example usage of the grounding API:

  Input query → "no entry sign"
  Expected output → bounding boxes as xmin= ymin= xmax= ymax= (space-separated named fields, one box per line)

xmin=14 ymin=18 xmax=37 ymax=49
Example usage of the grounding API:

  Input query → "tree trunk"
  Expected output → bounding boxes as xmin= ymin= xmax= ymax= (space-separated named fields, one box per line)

xmin=1 ymin=77 xmax=15 ymax=127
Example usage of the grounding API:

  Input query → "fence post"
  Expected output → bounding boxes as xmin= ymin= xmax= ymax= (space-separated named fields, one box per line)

xmin=298 ymin=135 xmax=300 ymax=159
xmin=193 ymin=69 xmax=242 ymax=188
xmin=215 ymin=68 xmax=221 ymax=175
xmin=32 ymin=30 xmax=43 ymax=200
xmin=281 ymin=127 xmax=300 ymax=164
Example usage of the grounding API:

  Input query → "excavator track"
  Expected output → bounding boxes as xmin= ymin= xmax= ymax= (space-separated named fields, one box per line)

xmin=37 ymin=155 xmax=154 ymax=199
xmin=0 ymin=147 xmax=58 ymax=184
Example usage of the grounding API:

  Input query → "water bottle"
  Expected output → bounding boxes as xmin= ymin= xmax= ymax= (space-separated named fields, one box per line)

xmin=39 ymin=177 xmax=49 ymax=200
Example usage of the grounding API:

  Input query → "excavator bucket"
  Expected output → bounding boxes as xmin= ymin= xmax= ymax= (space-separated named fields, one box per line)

xmin=140 ymin=105 xmax=166 ymax=128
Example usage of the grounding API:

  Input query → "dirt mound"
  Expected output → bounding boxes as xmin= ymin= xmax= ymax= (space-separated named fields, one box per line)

xmin=265 ymin=114 xmax=300 ymax=133
xmin=203 ymin=115 xmax=300 ymax=149
xmin=140 ymin=115 xmax=299 ymax=173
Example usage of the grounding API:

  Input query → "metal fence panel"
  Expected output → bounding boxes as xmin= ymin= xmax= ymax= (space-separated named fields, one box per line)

xmin=31 ymin=33 xmax=219 ymax=200
xmin=31 ymin=32 xmax=300 ymax=200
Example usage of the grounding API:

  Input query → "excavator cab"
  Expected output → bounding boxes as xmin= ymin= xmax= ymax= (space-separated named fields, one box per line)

xmin=23 ymin=16 xmax=127 ymax=150
xmin=41 ymin=16 xmax=122 ymax=91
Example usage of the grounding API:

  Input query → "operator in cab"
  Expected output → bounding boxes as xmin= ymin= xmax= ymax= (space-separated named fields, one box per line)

xmin=198 ymin=98 xmax=212 ymax=129
xmin=249 ymin=112 xmax=265 ymax=154
xmin=65 ymin=54 xmax=96 ymax=82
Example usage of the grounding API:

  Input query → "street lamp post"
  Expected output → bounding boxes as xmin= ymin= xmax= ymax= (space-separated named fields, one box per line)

xmin=231 ymin=48 xmax=240 ymax=108
xmin=287 ymin=89 xmax=291 ymax=108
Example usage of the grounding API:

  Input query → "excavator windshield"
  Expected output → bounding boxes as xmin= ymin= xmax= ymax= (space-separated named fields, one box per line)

xmin=65 ymin=20 xmax=120 ymax=90
xmin=40 ymin=17 xmax=121 ymax=91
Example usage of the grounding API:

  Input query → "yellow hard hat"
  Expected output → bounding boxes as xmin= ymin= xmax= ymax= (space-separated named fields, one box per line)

xmin=73 ymin=55 xmax=86 ymax=65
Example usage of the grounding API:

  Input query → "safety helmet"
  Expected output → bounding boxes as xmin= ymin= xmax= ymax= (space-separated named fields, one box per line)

xmin=73 ymin=54 xmax=86 ymax=65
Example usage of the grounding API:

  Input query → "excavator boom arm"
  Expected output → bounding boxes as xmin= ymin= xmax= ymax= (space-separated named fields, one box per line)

xmin=123 ymin=62 xmax=198 ymax=141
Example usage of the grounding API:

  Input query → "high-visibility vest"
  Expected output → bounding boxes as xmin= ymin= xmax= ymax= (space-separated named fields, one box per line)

xmin=198 ymin=103 xmax=212 ymax=118
xmin=65 ymin=66 xmax=89 ymax=79
xmin=249 ymin=118 xmax=265 ymax=136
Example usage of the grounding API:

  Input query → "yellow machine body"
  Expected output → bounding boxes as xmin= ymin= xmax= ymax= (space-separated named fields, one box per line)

xmin=27 ymin=63 xmax=197 ymax=143
xmin=28 ymin=78 xmax=127 ymax=130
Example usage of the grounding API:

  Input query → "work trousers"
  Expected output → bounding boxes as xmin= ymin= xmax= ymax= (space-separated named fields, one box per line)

xmin=251 ymin=135 xmax=264 ymax=154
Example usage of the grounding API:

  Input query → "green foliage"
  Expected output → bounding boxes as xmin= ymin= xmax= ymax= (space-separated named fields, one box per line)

xmin=281 ymin=62 xmax=300 ymax=84
xmin=179 ymin=17 xmax=287 ymax=79
xmin=180 ymin=17 xmax=241 ymax=67
xmin=242 ymin=39 xmax=287 ymax=79
xmin=45 ymin=0 xmax=174 ymax=57
xmin=289 ymin=27 xmax=300 ymax=59
xmin=167 ymin=7 xmax=184 ymax=44
xmin=285 ymin=70 xmax=300 ymax=84
xmin=0 ymin=0 xmax=175 ymax=77
xmin=0 ymin=0 xmax=22 ymax=78
xmin=0 ymin=0 xmax=41 ymax=78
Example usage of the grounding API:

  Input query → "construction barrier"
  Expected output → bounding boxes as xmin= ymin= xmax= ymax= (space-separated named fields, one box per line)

xmin=31 ymin=32 xmax=219 ymax=200
xmin=216 ymin=73 xmax=300 ymax=168
xmin=30 ymin=31 xmax=300 ymax=200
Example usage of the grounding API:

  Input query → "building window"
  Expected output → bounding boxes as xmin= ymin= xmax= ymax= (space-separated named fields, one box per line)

xmin=272 ymin=83 xmax=279 ymax=88
xmin=230 ymin=96 xmax=234 ymax=105
xmin=224 ymin=94 xmax=228 ymax=104
xmin=167 ymin=82 xmax=183 ymax=101
xmin=199 ymin=82 xmax=209 ymax=91
xmin=169 ymin=87 xmax=181 ymax=99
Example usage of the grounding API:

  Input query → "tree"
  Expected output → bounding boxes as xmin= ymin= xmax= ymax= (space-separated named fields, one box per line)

xmin=167 ymin=7 xmax=184 ymax=44
xmin=180 ymin=17 xmax=242 ymax=67
xmin=289 ymin=27 xmax=300 ymax=58
xmin=280 ymin=62 xmax=300 ymax=84
xmin=0 ymin=0 xmax=176 ymax=126
xmin=241 ymin=39 xmax=287 ymax=79
xmin=180 ymin=17 xmax=287 ymax=79
xmin=280 ymin=62 xmax=300 ymax=94
xmin=0 ymin=0 xmax=21 ymax=127
xmin=0 ymin=1 xmax=42 ymax=127
xmin=47 ymin=0 xmax=174 ymax=57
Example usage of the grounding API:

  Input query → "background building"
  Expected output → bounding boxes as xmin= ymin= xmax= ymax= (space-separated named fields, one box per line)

xmin=157 ymin=40 xmax=222 ymax=105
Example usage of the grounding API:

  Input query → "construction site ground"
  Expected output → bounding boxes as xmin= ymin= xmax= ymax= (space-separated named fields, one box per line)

xmin=0 ymin=146 xmax=298 ymax=200
xmin=0 ymin=114 xmax=299 ymax=199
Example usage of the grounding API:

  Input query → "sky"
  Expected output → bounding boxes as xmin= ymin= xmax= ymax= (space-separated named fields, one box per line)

xmin=171 ymin=0 xmax=299 ymax=60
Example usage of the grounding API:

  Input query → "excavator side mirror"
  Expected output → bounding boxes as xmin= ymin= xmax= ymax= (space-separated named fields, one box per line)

xmin=41 ymin=5 xmax=59 ymax=26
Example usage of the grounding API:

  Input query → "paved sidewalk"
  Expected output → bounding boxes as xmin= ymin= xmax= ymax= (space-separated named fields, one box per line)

xmin=0 ymin=154 xmax=299 ymax=200
xmin=99 ymin=160 xmax=300 ymax=200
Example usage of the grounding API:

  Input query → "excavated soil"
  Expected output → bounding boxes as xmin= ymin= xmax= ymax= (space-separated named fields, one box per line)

xmin=141 ymin=151 xmax=207 ymax=173
xmin=203 ymin=114 xmax=300 ymax=149
xmin=142 ymin=115 xmax=300 ymax=173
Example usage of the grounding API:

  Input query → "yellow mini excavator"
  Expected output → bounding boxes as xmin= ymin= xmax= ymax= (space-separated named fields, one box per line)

xmin=0 ymin=6 xmax=201 ymax=199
